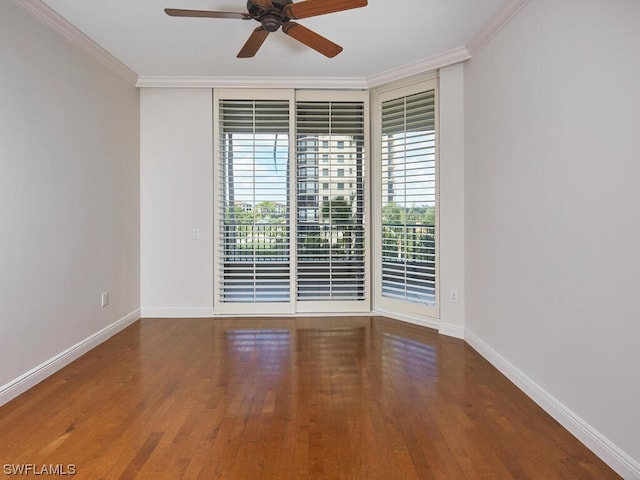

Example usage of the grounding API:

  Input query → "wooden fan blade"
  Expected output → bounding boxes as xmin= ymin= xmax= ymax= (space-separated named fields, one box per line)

xmin=282 ymin=22 xmax=343 ymax=58
xmin=283 ymin=0 xmax=367 ymax=19
xmin=164 ymin=9 xmax=251 ymax=20
xmin=237 ymin=27 xmax=270 ymax=58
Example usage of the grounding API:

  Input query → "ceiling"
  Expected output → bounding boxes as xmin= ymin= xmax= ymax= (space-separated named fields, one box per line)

xmin=38 ymin=0 xmax=513 ymax=82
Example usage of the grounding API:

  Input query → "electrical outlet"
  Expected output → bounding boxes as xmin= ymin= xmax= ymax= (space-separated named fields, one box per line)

xmin=449 ymin=290 xmax=458 ymax=303
xmin=101 ymin=292 xmax=109 ymax=307
xmin=192 ymin=228 xmax=200 ymax=240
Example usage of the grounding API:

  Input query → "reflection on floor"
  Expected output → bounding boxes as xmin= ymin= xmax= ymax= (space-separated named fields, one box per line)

xmin=0 ymin=316 xmax=620 ymax=479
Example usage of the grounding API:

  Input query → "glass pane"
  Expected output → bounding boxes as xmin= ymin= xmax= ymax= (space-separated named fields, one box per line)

xmin=219 ymin=100 xmax=290 ymax=303
xmin=381 ymin=91 xmax=436 ymax=306
xmin=296 ymin=101 xmax=366 ymax=301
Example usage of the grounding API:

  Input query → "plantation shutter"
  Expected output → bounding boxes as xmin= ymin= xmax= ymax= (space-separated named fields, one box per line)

xmin=380 ymin=90 xmax=436 ymax=306
xmin=295 ymin=101 xmax=367 ymax=302
xmin=218 ymin=99 xmax=291 ymax=304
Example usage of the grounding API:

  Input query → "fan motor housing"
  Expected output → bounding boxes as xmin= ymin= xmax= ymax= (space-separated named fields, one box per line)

xmin=260 ymin=13 xmax=282 ymax=32
xmin=247 ymin=0 xmax=293 ymax=32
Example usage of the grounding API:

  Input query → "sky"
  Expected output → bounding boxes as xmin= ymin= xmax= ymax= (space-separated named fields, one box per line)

xmin=221 ymin=131 xmax=436 ymax=209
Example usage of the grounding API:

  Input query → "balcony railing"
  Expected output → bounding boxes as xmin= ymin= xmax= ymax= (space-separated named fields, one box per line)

xmin=220 ymin=223 xmax=435 ymax=305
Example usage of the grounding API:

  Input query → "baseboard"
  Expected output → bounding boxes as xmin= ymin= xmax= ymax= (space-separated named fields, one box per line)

xmin=437 ymin=322 xmax=465 ymax=339
xmin=465 ymin=328 xmax=640 ymax=480
xmin=142 ymin=307 xmax=383 ymax=319
xmin=140 ymin=307 xmax=214 ymax=318
xmin=371 ymin=308 xmax=440 ymax=331
xmin=370 ymin=308 xmax=464 ymax=339
xmin=0 ymin=309 xmax=140 ymax=408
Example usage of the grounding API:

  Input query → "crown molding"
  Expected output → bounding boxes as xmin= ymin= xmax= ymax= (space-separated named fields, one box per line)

xmin=136 ymin=75 xmax=368 ymax=89
xmin=12 ymin=0 xmax=138 ymax=85
xmin=466 ymin=0 xmax=531 ymax=56
xmin=137 ymin=47 xmax=471 ymax=90
xmin=365 ymin=46 xmax=471 ymax=88
xmin=13 ymin=0 xmax=529 ymax=90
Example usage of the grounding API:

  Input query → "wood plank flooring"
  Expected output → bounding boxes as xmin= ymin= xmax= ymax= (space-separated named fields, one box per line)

xmin=0 ymin=317 xmax=620 ymax=479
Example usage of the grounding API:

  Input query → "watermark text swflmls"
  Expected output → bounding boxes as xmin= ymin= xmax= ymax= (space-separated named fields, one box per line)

xmin=3 ymin=464 xmax=76 ymax=476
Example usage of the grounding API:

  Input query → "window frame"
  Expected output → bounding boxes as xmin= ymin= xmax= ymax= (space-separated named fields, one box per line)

xmin=372 ymin=78 xmax=440 ymax=320
xmin=294 ymin=89 xmax=371 ymax=314
xmin=213 ymin=89 xmax=296 ymax=315
xmin=213 ymin=88 xmax=371 ymax=315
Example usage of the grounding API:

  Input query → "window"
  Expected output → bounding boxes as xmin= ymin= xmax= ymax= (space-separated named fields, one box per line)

xmin=214 ymin=84 xmax=440 ymax=319
xmin=214 ymin=89 xmax=369 ymax=314
xmin=215 ymin=96 xmax=291 ymax=312
xmin=374 ymin=80 xmax=437 ymax=318
xmin=296 ymin=95 xmax=367 ymax=308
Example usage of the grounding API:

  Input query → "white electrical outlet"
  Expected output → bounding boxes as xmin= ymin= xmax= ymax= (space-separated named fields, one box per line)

xmin=449 ymin=290 xmax=458 ymax=303
xmin=192 ymin=228 xmax=200 ymax=240
xmin=101 ymin=292 xmax=109 ymax=307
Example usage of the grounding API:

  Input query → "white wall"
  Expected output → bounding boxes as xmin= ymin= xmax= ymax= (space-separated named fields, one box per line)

xmin=464 ymin=0 xmax=640 ymax=476
xmin=139 ymin=84 xmax=466 ymax=333
xmin=140 ymin=88 xmax=214 ymax=316
xmin=0 ymin=2 xmax=140 ymax=396
xmin=438 ymin=64 xmax=466 ymax=337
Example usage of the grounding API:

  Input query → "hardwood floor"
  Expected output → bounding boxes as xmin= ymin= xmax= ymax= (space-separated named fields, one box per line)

xmin=0 ymin=317 xmax=620 ymax=479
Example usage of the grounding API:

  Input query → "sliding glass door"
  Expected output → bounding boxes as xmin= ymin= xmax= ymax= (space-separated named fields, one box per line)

xmin=214 ymin=89 xmax=369 ymax=315
xmin=374 ymin=80 xmax=438 ymax=318
xmin=295 ymin=92 xmax=368 ymax=312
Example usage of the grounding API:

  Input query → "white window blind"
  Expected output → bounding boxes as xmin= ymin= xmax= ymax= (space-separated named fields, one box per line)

xmin=296 ymin=101 xmax=366 ymax=301
xmin=218 ymin=99 xmax=290 ymax=303
xmin=380 ymin=90 xmax=436 ymax=306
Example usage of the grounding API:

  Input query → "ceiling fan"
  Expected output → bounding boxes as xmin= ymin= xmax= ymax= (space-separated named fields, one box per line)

xmin=165 ymin=0 xmax=368 ymax=58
